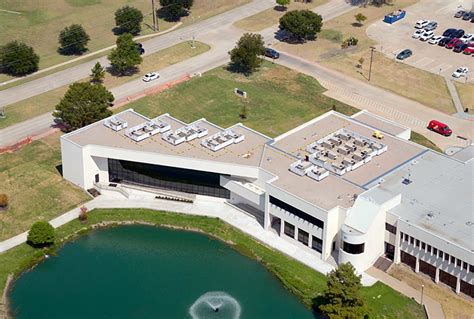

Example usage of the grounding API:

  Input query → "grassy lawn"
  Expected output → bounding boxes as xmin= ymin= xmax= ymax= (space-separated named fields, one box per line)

xmin=0 ymin=0 xmax=248 ymax=83
xmin=118 ymin=62 xmax=359 ymax=137
xmin=0 ymin=208 xmax=426 ymax=319
xmin=454 ymin=82 xmax=474 ymax=113
xmin=410 ymin=131 xmax=442 ymax=153
xmin=390 ymin=265 xmax=474 ymax=319
xmin=233 ymin=0 xmax=327 ymax=32
xmin=273 ymin=0 xmax=456 ymax=114
xmin=0 ymin=41 xmax=210 ymax=130
xmin=0 ymin=132 xmax=90 ymax=241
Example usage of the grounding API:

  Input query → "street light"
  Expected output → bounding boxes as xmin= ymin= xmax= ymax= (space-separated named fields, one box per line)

xmin=368 ymin=46 xmax=376 ymax=81
xmin=420 ymin=284 xmax=425 ymax=305
xmin=185 ymin=9 xmax=197 ymax=49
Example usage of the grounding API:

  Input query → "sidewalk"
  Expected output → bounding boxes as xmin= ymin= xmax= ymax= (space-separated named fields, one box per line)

xmin=366 ymin=267 xmax=445 ymax=319
xmin=0 ymin=188 xmax=377 ymax=287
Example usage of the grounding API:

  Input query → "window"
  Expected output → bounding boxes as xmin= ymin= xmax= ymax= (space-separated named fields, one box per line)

xmin=404 ymin=233 xmax=409 ymax=242
xmin=312 ymin=236 xmax=323 ymax=253
xmin=410 ymin=237 xmax=414 ymax=245
xmin=444 ymin=253 xmax=449 ymax=262
xmin=385 ymin=223 xmax=397 ymax=234
xmin=342 ymin=241 xmax=365 ymax=255
xmin=433 ymin=247 xmax=437 ymax=255
xmin=421 ymin=242 xmax=426 ymax=250
xmin=470 ymin=264 xmax=474 ymax=272
xmin=457 ymin=259 xmax=462 ymax=267
xmin=451 ymin=256 xmax=455 ymax=264
xmin=269 ymin=196 xmax=324 ymax=228
xmin=463 ymin=262 xmax=468 ymax=270
xmin=284 ymin=222 xmax=295 ymax=238
xmin=415 ymin=239 xmax=420 ymax=247
xmin=427 ymin=245 xmax=432 ymax=253
xmin=438 ymin=250 xmax=443 ymax=258
xmin=298 ymin=229 xmax=309 ymax=246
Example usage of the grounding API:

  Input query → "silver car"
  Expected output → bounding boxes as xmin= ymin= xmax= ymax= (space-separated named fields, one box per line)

xmin=424 ymin=21 xmax=438 ymax=31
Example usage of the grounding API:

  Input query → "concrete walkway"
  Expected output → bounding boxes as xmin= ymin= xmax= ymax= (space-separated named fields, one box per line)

xmin=0 ymin=188 xmax=377 ymax=287
xmin=367 ymin=267 xmax=445 ymax=319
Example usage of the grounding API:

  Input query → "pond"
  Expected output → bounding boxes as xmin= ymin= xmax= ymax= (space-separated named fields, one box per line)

xmin=10 ymin=225 xmax=317 ymax=318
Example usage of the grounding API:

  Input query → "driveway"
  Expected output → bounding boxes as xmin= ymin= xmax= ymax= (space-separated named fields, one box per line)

xmin=367 ymin=0 xmax=474 ymax=82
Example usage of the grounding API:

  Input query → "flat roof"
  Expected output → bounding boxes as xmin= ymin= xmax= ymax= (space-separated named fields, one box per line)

xmin=63 ymin=109 xmax=427 ymax=211
xmin=450 ymin=144 xmax=474 ymax=163
xmin=66 ymin=109 xmax=271 ymax=168
xmin=369 ymin=151 xmax=474 ymax=251
xmin=351 ymin=111 xmax=409 ymax=137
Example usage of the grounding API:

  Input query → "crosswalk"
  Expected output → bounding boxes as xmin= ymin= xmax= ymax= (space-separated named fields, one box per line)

xmin=321 ymin=80 xmax=427 ymax=129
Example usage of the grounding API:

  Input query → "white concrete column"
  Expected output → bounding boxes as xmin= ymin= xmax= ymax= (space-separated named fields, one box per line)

xmin=280 ymin=218 xmax=285 ymax=237
xmin=456 ymin=276 xmax=461 ymax=294
xmin=308 ymin=233 xmax=313 ymax=249
xmin=435 ymin=267 xmax=440 ymax=283
xmin=394 ymin=232 xmax=401 ymax=264
xmin=263 ymin=197 xmax=270 ymax=230
xmin=415 ymin=257 xmax=420 ymax=273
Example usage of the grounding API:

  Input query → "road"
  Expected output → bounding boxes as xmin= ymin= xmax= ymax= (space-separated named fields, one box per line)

xmin=0 ymin=0 xmax=356 ymax=147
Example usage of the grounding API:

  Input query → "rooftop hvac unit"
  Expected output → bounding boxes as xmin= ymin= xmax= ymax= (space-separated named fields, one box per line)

xmin=104 ymin=116 xmax=128 ymax=131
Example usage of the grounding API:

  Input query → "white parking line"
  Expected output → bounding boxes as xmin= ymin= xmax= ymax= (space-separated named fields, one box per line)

xmin=413 ymin=57 xmax=435 ymax=67
xmin=431 ymin=63 xmax=452 ymax=74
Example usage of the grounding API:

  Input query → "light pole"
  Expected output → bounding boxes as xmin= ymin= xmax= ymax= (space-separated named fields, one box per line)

xmin=151 ymin=0 xmax=157 ymax=31
xmin=186 ymin=9 xmax=197 ymax=49
xmin=420 ymin=284 xmax=425 ymax=305
xmin=368 ymin=46 xmax=376 ymax=81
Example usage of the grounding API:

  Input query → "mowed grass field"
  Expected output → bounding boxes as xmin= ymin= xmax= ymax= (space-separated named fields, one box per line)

xmin=118 ymin=62 xmax=359 ymax=137
xmin=0 ymin=132 xmax=90 ymax=241
xmin=0 ymin=209 xmax=426 ymax=319
xmin=0 ymin=0 xmax=249 ymax=83
xmin=273 ymin=0 xmax=456 ymax=114
xmin=0 ymin=41 xmax=210 ymax=130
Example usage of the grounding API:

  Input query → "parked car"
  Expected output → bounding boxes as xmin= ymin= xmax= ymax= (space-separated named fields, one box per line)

xmin=142 ymin=72 xmax=160 ymax=82
xmin=428 ymin=35 xmax=443 ymax=44
xmin=264 ymin=48 xmax=280 ymax=59
xmin=454 ymin=10 xmax=465 ymax=18
xmin=396 ymin=49 xmax=412 ymax=60
xmin=427 ymin=120 xmax=452 ymax=137
xmin=452 ymin=66 xmax=468 ymax=78
xmin=438 ymin=37 xmax=452 ymax=46
xmin=424 ymin=21 xmax=438 ymax=31
xmin=452 ymin=29 xmax=465 ymax=38
xmin=463 ymin=43 xmax=474 ymax=54
xmin=412 ymin=29 xmax=424 ymax=39
xmin=136 ymin=43 xmax=145 ymax=55
xmin=462 ymin=12 xmax=472 ymax=20
xmin=453 ymin=42 xmax=469 ymax=53
xmin=446 ymin=38 xmax=462 ymax=49
xmin=414 ymin=20 xmax=429 ymax=29
xmin=442 ymin=28 xmax=457 ymax=37
xmin=471 ymin=16 xmax=474 ymax=23
xmin=420 ymin=30 xmax=434 ymax=41
xmin=460 ymin=34 xmax=473 ymax=43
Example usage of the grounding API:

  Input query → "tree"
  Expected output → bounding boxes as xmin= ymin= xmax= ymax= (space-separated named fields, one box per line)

xmin=115 ymin=6 xmax=144 ymax=35
xmin=279 ymin=10 xmax=323 ymax=42
xmin=276 ymin=0 xmax=290 ymax=11
xmin=108 ymin=33 xmax=142 ymax=75
xmin=27 ymin=221 xmax=55 ymax=247
xmin=354 ymin=13 xmax=367 ymax=26
xmin=53 ymin=82 xmax=114 ymax=131
xmin=159 ymin=0 xmax=194 ymax=21
xmin=58 ymin=24 xmax=90 ymax=55
xmin=0 ymin=41 xmax=39 ymax=76
xmin=319 ymin=263 xmax=366 ymax=319
xmin=90 ymin=62 xmax=105 ymax=84
xmin=228 ymin=33 xmax=265 ymax=75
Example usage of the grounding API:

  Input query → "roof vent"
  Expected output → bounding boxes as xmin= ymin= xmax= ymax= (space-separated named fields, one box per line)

xmin=402 ymin=178 xmax=412 ymax=185
xmin=466 ymin=221 xmax=473 ymax=226
xmin=427 ymin=212 xmax=434 ymax=218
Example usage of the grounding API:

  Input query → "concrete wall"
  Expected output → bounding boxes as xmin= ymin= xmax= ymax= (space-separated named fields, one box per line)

xmin=60 ymin=137 xmax=85 ymax=188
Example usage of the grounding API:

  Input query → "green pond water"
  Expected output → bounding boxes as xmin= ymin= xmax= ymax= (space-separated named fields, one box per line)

xmin=10 ymin=225 xmax=317 ymax=318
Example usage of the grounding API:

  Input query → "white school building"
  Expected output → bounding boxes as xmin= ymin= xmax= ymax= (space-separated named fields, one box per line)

xmin=61 ymin=108 xmax=473 ymax=297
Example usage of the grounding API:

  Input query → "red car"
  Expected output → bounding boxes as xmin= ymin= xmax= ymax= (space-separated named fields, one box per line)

xmin=427 ymin=120 xmax=452 ymax=136
xmin=446 ymin=38 xmax=462 ymax=49
xmin=463 ymin=43 xmax=474 ymax=54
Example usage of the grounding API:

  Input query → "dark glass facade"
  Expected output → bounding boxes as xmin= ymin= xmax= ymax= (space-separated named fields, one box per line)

xmin=108 ymin=159 xmax=230 ymax=198
xmin=284 ymin=222 xmax=295 ymax=238
xmin=342 ymin=241 xmax=365 ymax=254
xmin=312 ymin=236 xmax=323 ymax=253
xmin=298 ymin=229 xmax=309 ymax=246
xmin=269 ymin=196 xmax=324 ymax=229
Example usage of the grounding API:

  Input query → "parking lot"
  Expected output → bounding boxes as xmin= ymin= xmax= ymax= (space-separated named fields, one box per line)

xmin=366 ymin=0 xmax=474 ymax=83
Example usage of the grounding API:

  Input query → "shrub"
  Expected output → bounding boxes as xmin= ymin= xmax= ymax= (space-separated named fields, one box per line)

xmin=27 ymin=221 xmax=56 ymax=247
xmin=79 ymin=206 xmax=88 ymax=223
xmin=0 ymin=194 xmax=8 ymax=208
